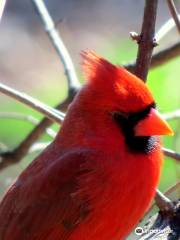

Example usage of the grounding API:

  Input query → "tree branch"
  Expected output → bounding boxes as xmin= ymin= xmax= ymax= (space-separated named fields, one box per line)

xmin=163 ymin=109 xmax=180 ymax=121
xmin=149 ymin=42 xmax=180 ymax=68
xmin=29 ymin=142 xmax=50 ymax=153
xmin=31 ymin=0 xmax=80 ymax=92
xmin=126 ymin=42 xmax=180 ymax=72
xmin=167 ymin=0 xmax=180 ymax=34
xmin=155 ymin=189 xmax=175 ymax=213
xmin=163 ymin=147 xmax=180 ymax=162
xmin=156 ymin=15 xmax=180 ymax=42
xmin=165 ymin=182 xmax=180 ymax=197
xmin=0 ymin=112 xmax=56 ymax=138
xmin=0 ymin=99 xmax=67 ymax=171
xmin=134 ymin=0 xmax=158 ymax=81
xmin=0 ymin=83 xmax=65 ymax=124
xmin=136 ymin=187 xmax=180 ymax=240
xmin=137 ymin=200 xmax=180 ymax=240
xmin=0 ymin=0 xmax=6 ymax=21
xmin=127 ymin=11 xmax=180 ymax=72
xmin=0 ymin=0 xmax=82 ymax=171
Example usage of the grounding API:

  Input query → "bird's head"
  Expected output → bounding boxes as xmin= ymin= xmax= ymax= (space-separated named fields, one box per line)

xmin=81 ymin=51 xmax=173 ymax=147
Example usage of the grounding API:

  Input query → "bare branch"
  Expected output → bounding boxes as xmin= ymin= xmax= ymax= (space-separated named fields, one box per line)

xmin=0 ymin=0 xmax=83 ymax=171
xmin=29 ymin=142 xmax=50 ymax=153
xmin=163 ymin=147 xmax=180 ymax=162
xmin=137 ymin=189 xmax=179 ymax=239
xmin=149 ymin=42 xmax=180 ymax=68
xmin=137 ymin=201 xmax=180 ymax=240
xmin=0 ymin=112 xmax=56 ymax=138
xmin=125 ymin=41 xmax=180 ymax=72
xmin=0 ymin=98 xmax=70 ymax=171
xmin=163 ymin=109 xmax=180 ymax=121
xmin=145 ymin=182 xmax=180 ymax=217
xmin=0 ymin=83 xmax=65 ymax=124
xmin=0 ymin=112 xmax=39 ymax=124
xmin=0 ymin=120 xmax=52 ymax=170
xmin=0 ymin=0 xmax=6 ymax=21
xmin=155 ymin=189 xmax=175 ymax=213
xmin=165 ymin=182 xmax=180 ymax=197
xmin=130 ymin=31 xmax=141 ymax=42
xmin=0 ymin=82 xmax=66 ymax=169
xmin=134 ymin=0 xmax=158 ymax=81
xmin=167 ymin=0 xmax=180 ymax=34
xmin=127 ymin=13 xmax=180 ymax=72
xmin=31 ymin=0 xmax=80 ymax=92
xmin=156 ymin=16 xmax=180 ymax=42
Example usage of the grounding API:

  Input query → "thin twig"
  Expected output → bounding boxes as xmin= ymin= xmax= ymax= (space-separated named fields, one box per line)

xmin=156 ymin=15 xmax=180 ymax=42
xmin=149 ymin=42 xmax=180 ymax=68
xmin=29 ymin=141 xmax=50 ymax=153
xmin=0 ymin=0 xmax=82 ymax=171
xmin=0 ymin=112 xmax=39 ymax=124
xmin=154 ymin=148 xmax=180 ymax=215
xmin=163 ymin=147 xmax=180 ymax=162
xmin=0 ymin=112 xmax=56 ymax=138
xmin=31 ymin=0 xmax=80 ymax=92
xmin=0 ymin=0 xmax=6 ymax=21
xmin=163 ymin=109 xmax=180 ymax=121
xmin=0 ymin=98 xmax=69 ymax=171
xmin=155 ymin=189 xmax=175 ymax=213
xmin=127 ymin=14 xmax=180 ymax=72
xmin=165 ymin=181 xmax=180 ymax=197
xmin=0 ymin=83 xmax=65 ymax=124
xmin=125 ymin=41 xmax=180 ymax=72
xmin=134 ymin=0 xmax=158 ymax=81
xmin=138 ymin=199 xmax=179 ymax=239
xmin=167 ymin=0 xmax=180 ymax=34
xmin=145 ymin=182 xmax=180 ymax=217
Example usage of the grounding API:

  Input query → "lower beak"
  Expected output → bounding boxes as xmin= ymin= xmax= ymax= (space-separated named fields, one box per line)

xmin=134 ymin=108 xmax=174 ymax=137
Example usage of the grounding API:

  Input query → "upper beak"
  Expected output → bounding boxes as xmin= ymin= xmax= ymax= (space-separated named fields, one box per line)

xmin=134 ymin=108 xmax=174 ymax=136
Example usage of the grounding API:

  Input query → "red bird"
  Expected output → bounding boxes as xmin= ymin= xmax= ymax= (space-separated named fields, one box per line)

xmin=0 ymin=51 xmax=173 ymax=240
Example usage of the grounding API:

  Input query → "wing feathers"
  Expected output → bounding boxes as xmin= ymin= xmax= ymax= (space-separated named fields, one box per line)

xmin=0 ymin=149 xmax=94 ymax=240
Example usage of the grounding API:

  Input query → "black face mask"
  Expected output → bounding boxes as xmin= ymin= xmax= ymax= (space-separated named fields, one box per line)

xmin=113 ymin=103 xmax=157 ymax=153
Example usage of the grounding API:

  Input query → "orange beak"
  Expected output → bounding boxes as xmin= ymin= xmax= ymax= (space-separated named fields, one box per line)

xmin=134 ymin=108 xmax=174 ymax=136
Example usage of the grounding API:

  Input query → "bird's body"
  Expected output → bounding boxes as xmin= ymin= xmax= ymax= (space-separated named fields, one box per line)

xmin=0 ymin=52 xmax=172 ymax=240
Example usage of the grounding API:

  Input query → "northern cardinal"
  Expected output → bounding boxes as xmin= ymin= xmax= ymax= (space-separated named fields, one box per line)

xmin=0 ymin=51 xmax=173 ymax=240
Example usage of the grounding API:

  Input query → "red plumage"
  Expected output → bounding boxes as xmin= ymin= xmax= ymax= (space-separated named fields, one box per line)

xmin=0 ymin=51 xmax=172 ymax=240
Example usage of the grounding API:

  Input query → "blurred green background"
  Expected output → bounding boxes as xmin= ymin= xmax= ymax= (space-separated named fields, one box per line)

xmin=0 ymin=0 xmax=179 ymax=221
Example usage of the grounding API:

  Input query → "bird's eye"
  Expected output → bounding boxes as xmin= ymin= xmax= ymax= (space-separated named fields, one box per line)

xmin=112 ymin=102 xmax=156 ymax=127
xmin=129 ymin=103 xmax=156 ymax=124
xmin=112 ymin=111 xmax=129 ymax=123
